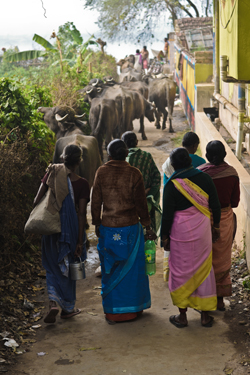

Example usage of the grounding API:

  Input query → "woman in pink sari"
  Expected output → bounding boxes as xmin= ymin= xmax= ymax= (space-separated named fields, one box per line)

xmin=161 ymin=148 xmax=221 ymax=328
xmin=198 ymin=141 xmax=240 ymax=311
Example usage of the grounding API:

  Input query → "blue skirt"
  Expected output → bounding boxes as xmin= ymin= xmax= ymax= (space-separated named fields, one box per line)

xmin=98 ymin=223 xmax=151 ymax=314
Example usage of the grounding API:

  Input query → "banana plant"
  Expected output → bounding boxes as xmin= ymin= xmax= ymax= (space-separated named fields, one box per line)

xmin=5 ymin=34 xmax=57 ymax=61
xmin=4 ymin=25 xmax=98 ymax=72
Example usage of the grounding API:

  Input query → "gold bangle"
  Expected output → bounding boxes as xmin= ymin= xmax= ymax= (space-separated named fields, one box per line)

xmin=213 ymin=226 xmax=220 ymax=230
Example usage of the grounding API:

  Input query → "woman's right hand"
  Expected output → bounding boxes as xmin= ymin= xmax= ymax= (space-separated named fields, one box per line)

xmin=162 ymin=238 xmax=170 ymax=251
xmin=95 ymin=225 xmax=100 ymax=238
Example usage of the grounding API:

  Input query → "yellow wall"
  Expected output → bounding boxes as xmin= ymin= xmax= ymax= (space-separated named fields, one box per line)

xmin=182 ymin=59 xmax=187 ymax=91
xmin=187 ymin=62 xmax=195 ymax=108
xmin=195 ymin=64 xmax=213 ymax=84
xmin=219 ymin=0 xmax=250 ymax=81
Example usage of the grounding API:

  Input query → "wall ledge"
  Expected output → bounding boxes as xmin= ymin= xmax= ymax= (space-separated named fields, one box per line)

xmin=195 ymin=111 xmax=250 ymax=268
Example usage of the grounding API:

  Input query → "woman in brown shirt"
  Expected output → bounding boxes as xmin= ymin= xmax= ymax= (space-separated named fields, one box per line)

xmin=91 ymin=139 xmax=155 ymax=324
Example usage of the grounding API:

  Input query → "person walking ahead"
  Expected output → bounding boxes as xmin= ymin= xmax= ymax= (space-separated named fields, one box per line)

xmin=34 ymin=145 xmax=90 ymax=323
xmin=161 ymin=148 xmax=221 ymax=328
xmin=162 ymin=131 xmax=206 ymax=185
xmin=198 ymin=141 xmax=240 ymax=311
xmin=122 ymin=131 xmax=162 ymax=237
xmin=91 ymin=139 xmax=156 ymax=324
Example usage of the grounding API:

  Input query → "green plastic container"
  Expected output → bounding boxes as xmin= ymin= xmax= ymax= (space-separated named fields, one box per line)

xmin=144 ymin=240 xmax=156 ymax=276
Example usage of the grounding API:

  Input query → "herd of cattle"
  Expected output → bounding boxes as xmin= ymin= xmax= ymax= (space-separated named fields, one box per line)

xmin=38 ymin=56 xmax=177 ymax=187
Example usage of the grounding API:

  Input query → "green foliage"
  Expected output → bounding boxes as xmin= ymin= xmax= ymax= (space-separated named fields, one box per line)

xmin=86 ymin=51 xmax=118 ymax=80
xmin=0 ymin=77 xmax=55 ymax=163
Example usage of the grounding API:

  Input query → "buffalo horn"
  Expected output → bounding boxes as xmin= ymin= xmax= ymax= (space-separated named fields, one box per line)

xmin=75 ymin=113 xmax=86 ymax=118
xmin=97 ymin=87 xmax=102 ymax=92
xmin=92 ymin=79 xmax=99 ymax=87
xmin=86 ymin=88 xmax=94 ymax=94
xmin=55 ymin=113 xmax=68 ymax=122
xmin=107 ymin=78 xmax=113 ymax=82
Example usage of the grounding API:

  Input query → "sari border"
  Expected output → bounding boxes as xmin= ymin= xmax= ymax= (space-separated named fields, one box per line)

xmin=171 ymin=251 xmax=213 ymax=306
xmin=172 ymin=179 xmax=210 ymax=218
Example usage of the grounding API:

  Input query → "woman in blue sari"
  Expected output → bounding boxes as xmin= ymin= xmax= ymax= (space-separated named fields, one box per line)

xmin=34 ymin=145 xmax=90 ymax=323
xmin=91 ymin=139 xmax=156 ymax=324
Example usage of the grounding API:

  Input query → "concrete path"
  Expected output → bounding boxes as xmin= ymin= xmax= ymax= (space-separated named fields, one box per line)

xmin=12 ymin=107 xmax=237 ymax=375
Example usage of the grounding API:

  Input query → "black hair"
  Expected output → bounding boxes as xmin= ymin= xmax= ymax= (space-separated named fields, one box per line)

xmin=182 ymin=132 xmax=199 ymax=148
xmin=107 ymin=139 xmax=127 ymax=161
xmin=164 ymin=37 xmax=168 ymax=42
xmin=60 ymin=144 xmax=82 ymax=167
xmin=206 ymin=140 xmax=226 ymax=165
xmin=170 ymin=148 xmax=191 ymax=170
xmin=136 ymin=49 xmax=140 ymax=54
xmin=143 ymin=46 xmax=147 ymax=50
xmin=121 ymin=131 xmax=137 ymax=149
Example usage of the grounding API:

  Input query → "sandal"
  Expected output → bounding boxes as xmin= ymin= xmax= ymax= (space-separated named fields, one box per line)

xmin=105 ymin=317 xmax=116 ymax=325
xmin=169 ymin=315 xmax=188 ymax=328
xmin=44 ymin=307 xmax=59 ymax=324
xmin=60 ymin=308 xmax=81 ymax=319
xmin=201 ymin=316 xmax=214 ymax=327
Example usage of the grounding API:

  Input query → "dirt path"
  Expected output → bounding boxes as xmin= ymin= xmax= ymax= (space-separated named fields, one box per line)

xmin=9 ymin=107 xmax=244 ymax=375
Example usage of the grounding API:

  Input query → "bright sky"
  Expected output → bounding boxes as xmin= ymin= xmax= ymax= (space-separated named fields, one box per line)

xmin=0 ymin=0 xmax=170 ymax=60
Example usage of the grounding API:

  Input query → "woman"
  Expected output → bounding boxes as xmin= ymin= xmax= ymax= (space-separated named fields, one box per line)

xmin=122 ymin=131 xmax=162 ymax=237
xmin=140 ymin=46 xmax=149 ymax=72
xmin=161 ymin=148 xmax=221 ymax=328
xmin=198 ymin=141 xmax=240 ymax=311
xmin=91 ymin=139 xmax=156 ymax=324
xmin=34 ymin=145 xmax=90 ymax=323
xmin=162 ymin=131 xmax=206 ymax=185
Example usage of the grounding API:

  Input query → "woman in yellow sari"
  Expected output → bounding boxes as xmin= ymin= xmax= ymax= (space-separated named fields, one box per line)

xmin=161 ymin=148 xmax=221 ymax=328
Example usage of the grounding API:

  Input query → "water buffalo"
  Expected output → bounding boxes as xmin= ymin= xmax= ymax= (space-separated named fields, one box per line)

xmin=103 ymin=77 xmax=148 ymax=100
xmin=38 ymin=106 xmax=87 ymax=139
xmin=148 ymin=77 xmax=177 ymax=132
xmin=89 ymin=97 xmax=120 ymax=160
xmin=53 ymin=134 xmax=101 ymax=188
xmin=85 ymin=84 xmax=154 ymax=140
xmin=117 ymin=54 xmax=135 ymax=71
xmin=119 ymin=67 xmax=142 ymax=83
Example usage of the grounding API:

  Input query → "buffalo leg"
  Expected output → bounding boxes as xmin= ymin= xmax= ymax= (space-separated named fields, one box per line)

xmin=169 ymin=117 xmax=174 ymax=133
xmin=140 ymin=116 xmax=147 ymax=140
xmin=162 ymin=109 xmax=168 ymax=130
xmin=155 ymin=110 xmax=161 ymax=129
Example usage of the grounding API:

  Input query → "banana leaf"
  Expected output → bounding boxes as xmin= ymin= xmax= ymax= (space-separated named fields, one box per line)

xmin=68 ymin=28 xmax=83 ymax=46
xmin=32 ymin=34 xmax=57 ymax=51
xmin=5 ymin=50 xmax=46 ymax=62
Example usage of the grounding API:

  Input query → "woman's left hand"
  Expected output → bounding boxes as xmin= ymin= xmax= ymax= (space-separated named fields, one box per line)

xmin=145 ymin=228 xmax=157 ymax=241
xmin=74 ymin=243 xmax=83 ymax=258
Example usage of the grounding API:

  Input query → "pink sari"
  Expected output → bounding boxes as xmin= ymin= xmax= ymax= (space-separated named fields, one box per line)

xmin=168 ymin=178 xmax=217 ymax=311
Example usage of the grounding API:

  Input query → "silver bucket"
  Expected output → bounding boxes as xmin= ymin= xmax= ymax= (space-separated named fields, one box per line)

xmin=70 ymin=258 xmax=86 ymax=280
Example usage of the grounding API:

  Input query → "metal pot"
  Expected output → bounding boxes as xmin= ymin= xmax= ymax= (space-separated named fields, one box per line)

xmin=70 ymin=258 xmax=86 ymax=280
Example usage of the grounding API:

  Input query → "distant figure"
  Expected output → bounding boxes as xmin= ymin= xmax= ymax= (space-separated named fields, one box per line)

xmin=134 ymin=49 xmax=142 ymax=72
xmin=141 ymin=46 xmax=149 ymax=73
xmin=162 ymin=132 xmax=206 ymax=185
xmin=164 ymin=37 xmax=169 ymax=62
